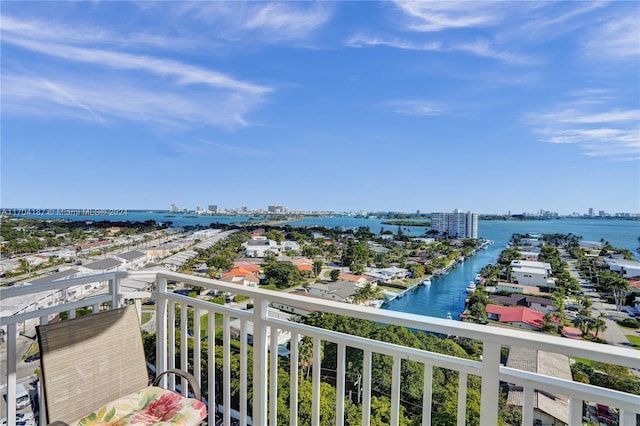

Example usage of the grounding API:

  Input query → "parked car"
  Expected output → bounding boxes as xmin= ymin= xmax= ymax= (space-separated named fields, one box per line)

xmin=24 ymin=353 xmax=40 ymax=363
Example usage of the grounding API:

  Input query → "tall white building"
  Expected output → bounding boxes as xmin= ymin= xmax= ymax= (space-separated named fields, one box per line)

xmin=430 ymin=209 xmax=478 ymax=238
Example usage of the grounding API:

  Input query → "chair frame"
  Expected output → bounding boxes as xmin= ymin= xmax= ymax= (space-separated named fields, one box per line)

xmin=36 ymin=305 xmax=203 ymax=425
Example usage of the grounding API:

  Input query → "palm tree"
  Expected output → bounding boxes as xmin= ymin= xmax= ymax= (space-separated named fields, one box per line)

xmin=298 ymin=336 xmax=314 ymax=380
xmin=594 ymin=312 xmax=608 ymax=338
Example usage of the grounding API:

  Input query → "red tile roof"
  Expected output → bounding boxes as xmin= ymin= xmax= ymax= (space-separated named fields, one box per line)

xmin=223 ymin=267 xmax=257 ymax=277
xmin=290 ymin=258 xmax=313 ymax=271
xmin=233 ymin=261 xmax=261 ymax=272
xmin=486 ymin=304 xmax=557 ymax=329
xmin=627 ymin=278 xmax=640 ymax=291
xmin=338 ymin=273 xmax=364 ymax=282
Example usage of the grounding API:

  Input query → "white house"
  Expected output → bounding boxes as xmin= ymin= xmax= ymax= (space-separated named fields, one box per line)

xmin=281 ymin=241 xmax=301 ymax=252
xmin=379 ymin=266 xmax=409 ymax=280
xmin=604 ymin=258 xmax=640 ymax=278
xmin=510 ymin=260 xmax=555 ymax=288
xmin=243 ymin=236 xmax=280 ymax=258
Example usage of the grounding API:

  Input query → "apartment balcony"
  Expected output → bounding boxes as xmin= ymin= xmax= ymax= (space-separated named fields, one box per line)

xmin=1 ymin=271 xmax=638 ymax=426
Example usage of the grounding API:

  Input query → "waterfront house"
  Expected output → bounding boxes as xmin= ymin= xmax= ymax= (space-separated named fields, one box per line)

xmin=510 ymin=260 xmax=556 ymax=288
xmin=604 ymin=258 xmax=640 ymax=279
xmin=379 ymin=266 xmax=409 ymax=280
xmin=307 ymin=280 xmax=359 ymax=303
xmin=494 ymin=282 xmax=545 ymax=295
xmin=488 ymin=294 xmax=555 ymax=313
xmin=486 ymin=304 xmax=557 ymax=330
xmin=337 ymin=273 xmax=373 ymax=287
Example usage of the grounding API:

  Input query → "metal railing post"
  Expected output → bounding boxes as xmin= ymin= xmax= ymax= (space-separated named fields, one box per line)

xmin=155 ymin=276 xmax=168 ymax=388
xmin=252 ymin=298 xmax=269 ymax=425
xmin=480 ymin=341 xmax=500 ymax=426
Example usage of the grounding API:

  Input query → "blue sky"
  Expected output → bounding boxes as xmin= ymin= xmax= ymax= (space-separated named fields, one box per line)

xmin=2 ymin=1 xmax=639 ymax=215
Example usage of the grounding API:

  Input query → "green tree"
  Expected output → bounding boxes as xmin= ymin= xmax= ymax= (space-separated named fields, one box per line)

xmin=341 ymin=241 xmax=372 ymax=270
xmin=330 ymin=269 xmax=341 ymax=281
xmin=263 ymin=262 xmax=302 ymax=289
xmin=352 ymin=283 xmax=384 ymax=305
xmin=467 ymin=290 xmax=489 ymax=323
xmin=265 ymin=229 xmax=284 ymax=244
xmin=313 ymin=259 xmax=324 ymax=277
xmin=408 ymin=264 xmax=425 ymax=279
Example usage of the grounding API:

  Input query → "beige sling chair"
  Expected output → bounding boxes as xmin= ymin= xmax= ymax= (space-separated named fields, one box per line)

xmin=36 ymin=305 xmax=207 ymax=425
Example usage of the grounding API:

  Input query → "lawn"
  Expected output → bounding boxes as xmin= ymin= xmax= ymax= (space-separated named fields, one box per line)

xmin=626 ymin=334 xmax=640 ymax=350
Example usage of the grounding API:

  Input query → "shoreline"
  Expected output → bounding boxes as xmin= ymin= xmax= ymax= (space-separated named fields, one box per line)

xmin=381 ymin=239 xmax=494 ymax=306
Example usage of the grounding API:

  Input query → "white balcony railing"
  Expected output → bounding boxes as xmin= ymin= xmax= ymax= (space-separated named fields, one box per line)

xmin=1 ymin=271 xmax=639 ymax=426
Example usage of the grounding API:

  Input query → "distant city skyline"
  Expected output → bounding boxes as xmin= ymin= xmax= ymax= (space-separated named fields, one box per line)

xmin=162 ymin=202 xmax=637 ymax=217
xmin=2 ymin=2 xmax=639 ymax=215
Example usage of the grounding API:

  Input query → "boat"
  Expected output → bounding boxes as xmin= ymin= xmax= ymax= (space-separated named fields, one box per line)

xmin=419 ymin=279 xmax=431 ymax=286
xmin=446 ymin=312 xmax=452 ymax=320
xmin=466 ymin=281 xmax=477 ymax=293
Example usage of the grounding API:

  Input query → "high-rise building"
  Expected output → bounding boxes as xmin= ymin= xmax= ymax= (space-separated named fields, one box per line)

xmin=268 ymin=205 xmax=284 ymax=214
xmin=208 ymin=205 xmax=218 ymax=213
xmin=588 ymin=208 xmax=594 ymax=217
xmin=430 ymin=209 xmax=478 ymax=238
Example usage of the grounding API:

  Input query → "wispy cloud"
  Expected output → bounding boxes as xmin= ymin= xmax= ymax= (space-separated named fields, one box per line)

xmin=1 ymin=14 xmax=271 ymax=129
xmin=527 ymin=96 xmax=640 ymax=161
xmin=393 ymin=1 xmax=505 ymax=32
xmin=2 ymin=74 xmax=260 ymax=129
xmin=345 ymin=34 xmax=441 ymax=51
xmin=454 ymin=39 xmax=539 ymax=65
xmin=386 ymin=100 xmax=446 ymax=117
xmin=0 ymin=14 xmax=194 ymax=51
xmin=582 ymin=13 xmax=640 ymax=62
xmin=3 ymin=35 xmax=269 ymax=95
xmin=188 ymin=2 xmax=331 ymax=43
xmin=346 ymin=34 xmax=536 ymax=65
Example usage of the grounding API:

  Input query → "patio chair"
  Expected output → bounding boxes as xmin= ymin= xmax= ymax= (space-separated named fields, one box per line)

xmin=36 ymin=305 xmax=207 ymax=425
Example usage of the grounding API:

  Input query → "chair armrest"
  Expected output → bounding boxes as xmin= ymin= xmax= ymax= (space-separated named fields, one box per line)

xmin=153 ymin=368 xmax=202 ymax=401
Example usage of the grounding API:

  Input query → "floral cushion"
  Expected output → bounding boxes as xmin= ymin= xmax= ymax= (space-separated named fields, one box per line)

xmin=70 ymin=386 xmax=207 ymax=426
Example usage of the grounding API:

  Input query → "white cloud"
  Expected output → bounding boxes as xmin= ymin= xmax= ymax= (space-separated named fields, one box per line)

xmin=345 ymin=34 xmax=441 ymax=51
xmin=1 ymin=74 xmax=261 ymax=129
xmin=346 ymin=34 xmax=535 ymax=65
xmin=393 ymin=1 xmax=504 ymax=32
xmin=189 ymin=2 xmax=331 ymax=42
xmin=3 ymin=35 xmax=269 ymax=96
xmin=454 ymin=39 xmax=539 ymax=65
xmin=0 ymin=14 xmax=194 ymax=51
xmin=1 ymin=13 xmax=272 ymax=129
xmin=582 ymin=13 xmax=640 ymax=62
xmin=387 ymin=100 xmax=445 ymax=117
xmin=528 ymin=101 xmax=640 ymax=160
